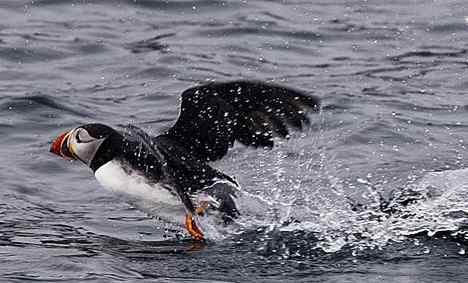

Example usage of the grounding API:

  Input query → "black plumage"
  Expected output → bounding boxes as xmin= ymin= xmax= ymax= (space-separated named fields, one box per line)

xmin=166 ymin=80 xmax=320 ymax=161
xmin=73 ymin=80 xmax=320 ymax=220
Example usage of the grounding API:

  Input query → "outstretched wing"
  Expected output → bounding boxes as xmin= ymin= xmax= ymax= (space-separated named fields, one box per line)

xmin=164 ymin=80 xmax=320 ymax=161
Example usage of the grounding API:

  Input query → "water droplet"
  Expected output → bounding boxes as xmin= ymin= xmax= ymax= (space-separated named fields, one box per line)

xmin=356 ymin=178 xmax=369 ymax=184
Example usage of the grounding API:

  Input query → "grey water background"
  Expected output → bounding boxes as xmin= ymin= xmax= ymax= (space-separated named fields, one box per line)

xmin=1 ymin=0 xmax=468 ymax=282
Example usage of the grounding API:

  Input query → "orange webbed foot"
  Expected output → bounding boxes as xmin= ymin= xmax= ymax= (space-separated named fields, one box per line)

xmin=195 ymin=201 xmax=209 ymax=216
xmin=185 ymin=213 xmax=205 ymax=241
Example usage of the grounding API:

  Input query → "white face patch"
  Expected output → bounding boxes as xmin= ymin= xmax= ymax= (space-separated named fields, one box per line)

xmin=94 ymin=160 xmax=186 ymax=225
xmin=68 ymin=128 xmax=105 ymax=166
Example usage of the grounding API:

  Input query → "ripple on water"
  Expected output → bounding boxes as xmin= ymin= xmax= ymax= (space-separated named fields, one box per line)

xmin=0 ymin=46 xmax=70 ymax=63
xmin=125 ymin=33 xmax=175 ymax=54
xmin=1 ymin=94 xmax=96 ymax=120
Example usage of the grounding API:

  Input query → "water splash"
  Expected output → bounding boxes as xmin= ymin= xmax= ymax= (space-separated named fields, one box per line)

xmin=225 ymin=166 xmax=468 ymax=254
xmin=208 ymin=124 xmax=468 ymax=255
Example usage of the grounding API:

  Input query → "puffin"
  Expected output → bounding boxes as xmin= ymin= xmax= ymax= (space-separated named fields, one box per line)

xmin=50 ymin=80 xmax=320 ymax=240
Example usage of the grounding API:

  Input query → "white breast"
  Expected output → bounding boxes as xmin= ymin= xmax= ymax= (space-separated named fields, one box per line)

xmin=94 ymin=160 xmax=186 ymax=225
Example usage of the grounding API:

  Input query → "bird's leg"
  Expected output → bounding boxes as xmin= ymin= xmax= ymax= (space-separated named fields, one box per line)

xmin=185 ymin=213 xmax=204 ymax=241
xmin=184 ymin=201 xmax=210 ymax=241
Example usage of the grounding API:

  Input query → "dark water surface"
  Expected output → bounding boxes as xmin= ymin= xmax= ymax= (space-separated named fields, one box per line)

xmin=1 ymin=0 xmax=468 ymax=282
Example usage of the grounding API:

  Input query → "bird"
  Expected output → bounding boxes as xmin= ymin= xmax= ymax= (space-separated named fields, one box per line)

xmin=50 ymin=80 xmax=320 ymax=241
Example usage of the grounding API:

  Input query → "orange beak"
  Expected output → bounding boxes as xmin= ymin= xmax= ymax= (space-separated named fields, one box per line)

xmin=50 ymin=130 xmax=75 ymax=160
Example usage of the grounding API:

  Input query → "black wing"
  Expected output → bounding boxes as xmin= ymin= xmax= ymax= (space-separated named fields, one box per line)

xmin=164 ymin=80 xmax=320 ymax=161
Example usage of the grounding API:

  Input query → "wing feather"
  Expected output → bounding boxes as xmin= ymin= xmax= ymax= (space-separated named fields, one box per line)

xmin=165 ymin=80 xmax=320 ymax=161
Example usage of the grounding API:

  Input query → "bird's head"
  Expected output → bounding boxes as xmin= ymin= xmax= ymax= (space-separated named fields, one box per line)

xmin=50 ymin=123 xmax=119 ymax=170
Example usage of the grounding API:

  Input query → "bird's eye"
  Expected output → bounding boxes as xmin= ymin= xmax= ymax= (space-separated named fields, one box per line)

xmin=75 ymin=131 xmax=82 ymax=143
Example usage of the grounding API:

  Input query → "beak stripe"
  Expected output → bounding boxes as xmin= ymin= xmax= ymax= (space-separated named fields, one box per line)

xmin=68 ymin=142 xmax=80 ymax=160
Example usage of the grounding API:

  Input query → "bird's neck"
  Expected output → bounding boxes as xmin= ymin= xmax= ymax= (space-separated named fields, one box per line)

xmin=89 ymin=133 xmax=123 ymax=172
